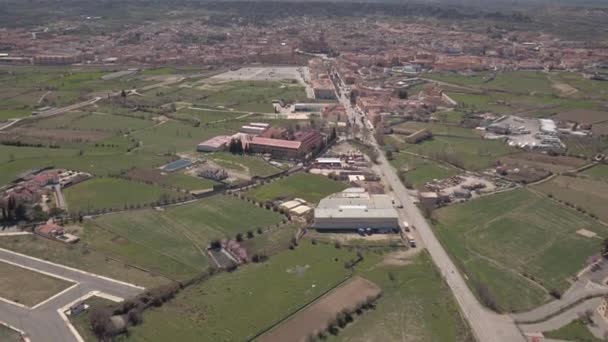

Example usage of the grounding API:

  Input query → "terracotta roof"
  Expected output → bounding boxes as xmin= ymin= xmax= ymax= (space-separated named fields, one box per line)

xmin=250 ymin=137 xmax=301 ymax=150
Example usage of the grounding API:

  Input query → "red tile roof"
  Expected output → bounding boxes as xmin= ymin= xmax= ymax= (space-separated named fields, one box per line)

xmin=250 ymin=137 xmax=301 ymax=150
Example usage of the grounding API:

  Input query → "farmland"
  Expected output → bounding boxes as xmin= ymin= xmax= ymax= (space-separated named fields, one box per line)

xmin=246 ymin=173 xmax=347 ymax=203
xmin=206 ymin=152 xmax=283 ymax=178
xmin=390 ymin=153 xmax=459 ymax=188
xmin=581 ymin=164 xmax=608 ymax=183
xmin=327 ymin=252 xmax=474 ymax=342
xmin=125 ymin=168 xmax=218 ymax=191
xmin=118 ymin=243 xmax=354 ymax=341
xmin=87 ymin=195 xmax=284 ymax=280
xmin=0 ymin=261 xmax=73 ymax=307
xmin=63 ymin=177 xmax=182 ymax=214
xmin=432 ymin=188 xmax=608 ymax=312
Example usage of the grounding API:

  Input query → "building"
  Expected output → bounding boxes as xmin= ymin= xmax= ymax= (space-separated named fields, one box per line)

xmin=311 ymin=78 xmax=337 ymax=100
xmin=313 ymin=188 xmax=399 ymax=232
xmin=240 ymin=125 xmax=268 ymax=135
xmin=539 ymin=119 xmax=557 ymax=135
xmin=294 ymin=103 xmax=329 ymax=112
xmin=197 ymin=135 xmax=232 ymax=152
xmin=248 ymin=130 xmax=321 ymax=159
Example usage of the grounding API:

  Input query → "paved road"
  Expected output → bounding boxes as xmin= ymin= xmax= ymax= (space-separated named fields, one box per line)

xmin=336 ymin=85 xmax=526 ymax=342
xmin=0 ymin=247 xmax=143 ymax=342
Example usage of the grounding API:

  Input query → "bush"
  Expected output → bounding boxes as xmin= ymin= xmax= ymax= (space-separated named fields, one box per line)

xmin=90 ymin=307 xmax=112 ymax=339
xmin=549 ymin=288 xmax=562 ymax=299
xmin=127 ymin=310 xmax=143 ymax=326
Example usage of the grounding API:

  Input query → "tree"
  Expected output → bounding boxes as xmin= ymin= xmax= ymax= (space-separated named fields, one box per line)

xmin=396 ymin=88 xmax=408 ymax=99
xmin=329 ymin=127 xmax=337 ymax=142
xmin=90 ymin=307 xmax=112 ymax=339
xmin=602 ymin=238 xmax=608 ymax=257
xmin=236 ymin=233 xmax=243 ymax=242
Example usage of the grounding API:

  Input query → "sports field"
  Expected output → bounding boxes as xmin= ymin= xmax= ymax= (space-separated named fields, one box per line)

xmin=87 ymin=195 xmax=283 ymax=280
xmin=0 ymin=261 xmax=73 ymax=307
xmin=327 ymin=252 xmax=473 ymax=342
xmin=64 ymin=177 xmax=182 ymax=214
xmin=433 ymin=188 xmax=608 ymax=312
xmin=246 ymin=173 xmax=347 ymax=204
xmin=120 ymin=243 xmax=354 ymax=341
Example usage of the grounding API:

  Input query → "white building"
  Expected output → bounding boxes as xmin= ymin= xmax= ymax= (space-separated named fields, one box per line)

xmin=313 ymin=188 xmax=399 ymax=232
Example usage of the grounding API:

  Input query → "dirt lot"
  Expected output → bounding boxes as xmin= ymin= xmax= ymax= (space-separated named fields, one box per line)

xmin=498 ymin=152 xmax=588 ymax=173
xmin=552 ymin=109 xmax=608 ymax=124
xmin=0 ymin=261 xmax=73 ymax=307
xmin=126 ymin=167 xmax=168 ymax=183
xmin=259 ymin=276 xmax=381 ymax=342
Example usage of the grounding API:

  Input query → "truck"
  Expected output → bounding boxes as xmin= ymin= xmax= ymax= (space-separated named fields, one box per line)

xmin=402 ymin=221 xmax=410 ymax=232
xmin=406 ymin=233 xmax=416 ymax=248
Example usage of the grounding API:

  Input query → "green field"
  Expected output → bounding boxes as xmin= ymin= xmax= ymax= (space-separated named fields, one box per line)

xmin=581 ymin=164 xmax=608 ymax=183
xmin=246 ymin=173 xmax=347 ymax=203
xmin=390 ymin=152 xmax=459 ymax=187
xmin=394 ymin=121 xmax=480 ymax=139
xmin=206 ymin=152 xmax=282 ymax=178
xmin=64 ymin=177 xmax=182 ymax=214
xmin=160 ymin=172 xmax=218 ymax=191
xmin=328 ymin=252 xmax=473 ymax=342
xmin=401 ymin=135 xmax=514 ymax=170
xmin=69 ymin=296 xmax=117 ymax=342
xmin=87 ymin=195 xmax=283 ymax=280
xmin=194 ymin=80 xmax=306 ymax=112
xmin=118 ymin=243 xmax=354 ymax=341
xmin=0 ymin=234 xmax=169 ymax=287
xmin=433 ymin=188 xmax=608 ymax=312
xmin=543 ymin=319 xmax=602 ymax=342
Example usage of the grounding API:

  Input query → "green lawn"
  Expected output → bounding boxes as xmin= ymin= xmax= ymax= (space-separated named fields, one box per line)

xmin=87 ymin=195 xmax=283 ymax=280
xmin=543 ymin=319 xmax=602 ymax=342
xmin=206 ymin=152 xmax=282 ymax=178
xmin=64 ymin=177 xmax=182 ymax=213
xmin=433 ymin=188 xmax=608 ymax=312
xmin=328 ymin=252 xmax=473 ymax=342
xmin=161 ymin=172 xmax=218 ymax=191
xmin=118 ymin=243 xmax=354 ymax=342
xmin=246 ymin=173 xmax=347 ymax=203
xmin=402 ymin=135 xmax=515 ymax=170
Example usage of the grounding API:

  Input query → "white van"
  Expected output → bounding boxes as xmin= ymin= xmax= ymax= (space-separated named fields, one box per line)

xmin=402 ymin=221 xmax=410 ymax=232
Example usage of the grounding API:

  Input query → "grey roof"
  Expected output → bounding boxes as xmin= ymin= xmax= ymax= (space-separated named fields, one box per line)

xmin=315 ymin=191 xmax=398 ymax=220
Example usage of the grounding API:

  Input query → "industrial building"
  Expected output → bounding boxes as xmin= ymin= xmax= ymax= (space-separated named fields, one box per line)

xmin=248 ymin=130 xmax=322 ymax=159
xmin=197 ymin=135 xmax=232 ymax=152
xmin=313 ymin=188 xmax=399 ymax=232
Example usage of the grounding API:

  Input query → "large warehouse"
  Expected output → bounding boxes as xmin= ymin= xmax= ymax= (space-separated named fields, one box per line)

xmin=313 ymin=188 xmax=399 ymax=232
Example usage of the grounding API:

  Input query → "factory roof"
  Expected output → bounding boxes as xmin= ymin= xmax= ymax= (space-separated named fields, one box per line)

xmin=198 ymin=135 xmax=232 ymax=148
xmin=250 ymin=137 xmax=302 ymax=150
xmin=315 ymin=189 xmax=398 ymax=219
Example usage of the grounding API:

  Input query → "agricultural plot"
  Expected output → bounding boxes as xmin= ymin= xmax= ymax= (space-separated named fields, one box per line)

xmin=0 ymin=261 xmax=73 ymax=307
xmin=126 ymin=168 xmax=218 ymax=191
xmin=175 ymin=108 xmax=244 ymax=124
xmin=433 ymin=189 xmax=608 ymax=312
xmin=581 ymin=164 xmax=608 ymax=183
xmin=120 ymin=243 xmax=354 ymax=342
xmin=206 ymin=152 xmax=282 ymax=178
xmin=497 ymin=152 xmax=588 ymax=173
xmin=390 ymin=153 xmax=459 ymax=188
xmin=328 ymin=252 xmax=473 ymax=342
xmin=534 ymin=175 xmax=608 ymax=222
xmin=64 ymin=177 xmax=182 ymax=214
xmin=563 ymin=135 xmax=608 ymax=158
xmin=401 ymin=135 xmax=515 ymax=170
xmin=246 ymin=173 xmax=347 ymax=204
xmin=88 ymin=195 xmax=283 ymax=280
xmin=0 ymin=234 xmax=169 ymax=287
xmin=393 ymin=121 xmax=480 ymax=139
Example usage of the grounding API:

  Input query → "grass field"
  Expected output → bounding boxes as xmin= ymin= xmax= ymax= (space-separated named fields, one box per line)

xmin=390 ymin=153 xmax=459 ymax=187
xmin=328 ymin=252 xmax=473 ymax=342
xmin=64 ymin=177 xmax=182 ymax=214
xmin=534 ymin=175 xmax=608 ymax=222
xmin=0 ymin=234 xmax=169 ymax=287
xmin=87 ymin=195 xmax=283 ymax=280
xmin=0 ymin=260 xmax=73 ymax=307
xmin=0 ymin=324 xmax=22 ymax=342
xmin=433 ymin=188 xmax=608 ymax=312
xmin=69 ymin=296 xmax=117 ymax=342
xmin=401 ymin=135 xmax=514 ymax=170
xmin=394 ymin=121 xmax=481 ymax=139
xmin=581 ymin=164 xmax=608 ymax=183
xmin=118 ymin=243 xmax=354 ymax=341
xmin=543 ymin=319 xmax=602 ymax=342
xmin=206 ymin=152 xmax=282 ymax=178
xmin=246 ymin=173 xmax=347 ymax=203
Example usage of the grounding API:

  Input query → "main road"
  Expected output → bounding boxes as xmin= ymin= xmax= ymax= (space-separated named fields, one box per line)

xmin=336 ymin=86 xmax=526 ymax=342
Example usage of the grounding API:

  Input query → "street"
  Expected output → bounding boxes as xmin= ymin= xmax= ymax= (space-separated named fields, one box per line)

xmin=336 ymin=85 xmax=526 ymax=342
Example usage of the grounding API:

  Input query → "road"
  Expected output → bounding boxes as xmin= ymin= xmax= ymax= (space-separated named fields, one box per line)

xmin=336 ymin=85 xmax=526 ymax=342
xmin=0 ymin=247 xmax=144 ymax=342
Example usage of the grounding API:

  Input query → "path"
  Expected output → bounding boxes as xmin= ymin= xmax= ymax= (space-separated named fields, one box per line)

xmin=0 ymin=247 xmax=144 ymax=342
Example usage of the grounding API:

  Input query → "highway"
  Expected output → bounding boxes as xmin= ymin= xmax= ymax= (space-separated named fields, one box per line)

xmin=336 ymin=86 xmax=526 ymax=342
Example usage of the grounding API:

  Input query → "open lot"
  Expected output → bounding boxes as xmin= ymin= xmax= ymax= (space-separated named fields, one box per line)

xmin=64 ymin=177 xmax=182 ymax=214
xmin=543 ymin=319 xmax=602 ymax=342
xmin=433 ymin=188 xmax=608 ymax=312
xmin=390 ymin=152 xmax=459 ymax=188
xmin=87 ymin=195 xmax=283 ymax=280
xmin=497 ymin=152 xmax=588 ymax=173
xmin=68 ymin=296 xmax=117 ymax=342
xmin=326 ymin=252 xmax=473 ymax=342
xmin=0 ymin=324 xmax=23 ymax=342
xmin=206 ymin=152 xmax=283 ymax=178
xmin=534 ymin=175 xmax=608 ymax=222
xmin=246 ymin=173 xmax=347 ymax=204
xmin=0 ymin=234 xmax=169 ymax=288
xmin=126 ymin=168 xmax=218 ymax=191
xmin=119 ymin=243 xmax=354 ymax=341
xmin=0 ymin=260 xmax=73 ymax=307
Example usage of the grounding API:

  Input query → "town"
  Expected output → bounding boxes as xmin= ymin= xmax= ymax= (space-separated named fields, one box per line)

xmin=1 ymin=1 xmax=608 ymax=342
